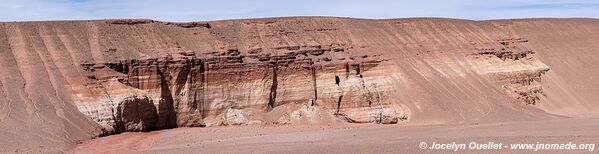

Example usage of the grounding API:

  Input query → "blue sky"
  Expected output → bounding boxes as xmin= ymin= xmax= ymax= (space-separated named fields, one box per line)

xmin=2 ymin=0 xmax=599 ymax=21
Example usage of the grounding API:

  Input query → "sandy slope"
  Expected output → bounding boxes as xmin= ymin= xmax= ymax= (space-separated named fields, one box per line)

xmin=496 ymin=19 xmax=599 ymax=117
xmin=0 ymin=17 xmax=598 ymax=153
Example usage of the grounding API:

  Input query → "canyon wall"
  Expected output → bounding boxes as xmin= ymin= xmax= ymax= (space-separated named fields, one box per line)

xmin=1 ymin=17 xmax=599 ymax=152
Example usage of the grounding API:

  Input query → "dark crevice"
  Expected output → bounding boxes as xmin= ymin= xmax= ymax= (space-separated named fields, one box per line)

xmin=345 ymin=63 xmax=350 ymax=78
xmin=356 ymin=64 xmax=363 ymax=78
xmin=106 ymin=63 xmax=129 ymax=74
xmin=336 ymin=95 xmax=343 ymax=114
xmin=361 ymin=78 xmax=367 ymax=89
xmin=311 ymin=65 xmax=317 ymax=106
xmin=335 ymin=75 xmax=340 ymax=86
xmin=377 ymin=112 xmax=383 ymax=124
xmin=268 ymin=62 xmax=278 ymax=109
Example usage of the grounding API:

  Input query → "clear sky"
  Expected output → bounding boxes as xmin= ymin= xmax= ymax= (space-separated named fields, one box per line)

xmin=2 ymin=0 xmax=599 ymax=22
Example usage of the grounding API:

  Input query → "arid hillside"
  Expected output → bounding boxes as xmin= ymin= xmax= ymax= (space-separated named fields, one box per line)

xmin=0 ymin=17 xmax=598 ymax=153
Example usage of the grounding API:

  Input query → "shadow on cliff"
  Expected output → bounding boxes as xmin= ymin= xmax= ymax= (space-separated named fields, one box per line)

xmin=157 ymin=68 xmax=178 ymax=130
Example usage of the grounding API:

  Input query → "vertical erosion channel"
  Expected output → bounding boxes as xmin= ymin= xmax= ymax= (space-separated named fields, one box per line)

xmin=312 ymin=65 xmax=318 ymax=106
xmin=268 ymin=62 xmax=278 ymax=109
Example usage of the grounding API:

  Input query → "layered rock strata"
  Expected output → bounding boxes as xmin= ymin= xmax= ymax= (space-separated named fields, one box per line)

xmin=77 ymin=48 xmax=402 ymax=133
xmin=468 ymin=38 xmax=549 ymax=105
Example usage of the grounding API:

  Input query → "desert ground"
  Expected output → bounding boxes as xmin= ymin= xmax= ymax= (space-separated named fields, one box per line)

xmin=71 ymin=118 xmax=598 ymax=153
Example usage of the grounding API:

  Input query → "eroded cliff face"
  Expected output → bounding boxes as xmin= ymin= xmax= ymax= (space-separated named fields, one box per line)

xmin=3 ymin=17 xmax=599 ymax=152
xmin=77 ymin=43 xmax=402 ymax=133
xmin=70 ymin=19 xmax=555 ymax=134
xmin=467 ymin=38 xmax=549 ymax=105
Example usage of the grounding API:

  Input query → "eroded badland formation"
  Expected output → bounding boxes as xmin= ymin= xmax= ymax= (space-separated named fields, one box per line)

xmin=1 ymin=17 xmax=599 ymax=153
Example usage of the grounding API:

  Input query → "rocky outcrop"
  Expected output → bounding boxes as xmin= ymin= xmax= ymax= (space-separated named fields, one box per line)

xmin=71 ymin=18 xmax=556 ymax=134
xmin=165 ymin=22 xmax=211 ymax=28
xmin=77 ymin=43 xmax=401 ymax=134
xmin=114 ymin=96 xmax=158 ymax=132
xmin=106 ymin=19 xmax=156 ymax=25
xmin=468 ymin=38 xmax=549 ymax=105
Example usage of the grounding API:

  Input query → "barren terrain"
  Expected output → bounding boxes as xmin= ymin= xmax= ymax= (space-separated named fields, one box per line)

xmin=72 ymin=118 xmax=599 ymax=153
xmin=0 ymin=17 xmax=598 ymax=153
